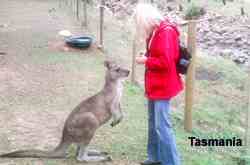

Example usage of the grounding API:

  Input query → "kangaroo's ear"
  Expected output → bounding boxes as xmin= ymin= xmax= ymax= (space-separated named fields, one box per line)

xmin=104 ymin=60 xmax=111 ymax=69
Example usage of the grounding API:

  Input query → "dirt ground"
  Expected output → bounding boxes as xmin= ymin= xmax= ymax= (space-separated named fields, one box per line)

xmin=0 ymin=0 xmax=137 ymax=164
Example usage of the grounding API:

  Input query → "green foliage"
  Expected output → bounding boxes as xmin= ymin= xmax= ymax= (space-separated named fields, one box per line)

xmin=185 ymin=3 xmax=205 ymax=20
xmin=184 ymin=0 xmax=250 ymax=17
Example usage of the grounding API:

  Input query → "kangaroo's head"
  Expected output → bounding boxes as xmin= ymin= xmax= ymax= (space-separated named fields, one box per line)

xmin=104 ymin=60 xmax=130 ymax=82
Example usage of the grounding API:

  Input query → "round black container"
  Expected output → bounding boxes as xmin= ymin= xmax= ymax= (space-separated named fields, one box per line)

xmin=65 ymin=36 xmax=93 ymax=48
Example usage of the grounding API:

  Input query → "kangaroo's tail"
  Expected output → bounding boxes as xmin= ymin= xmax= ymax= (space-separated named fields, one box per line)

xmin=0 ymin=140 xmax=70 ymax=159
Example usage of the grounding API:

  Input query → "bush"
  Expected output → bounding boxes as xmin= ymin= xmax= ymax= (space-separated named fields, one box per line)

xmin=185 ymin=3 xmax=205 ymax=20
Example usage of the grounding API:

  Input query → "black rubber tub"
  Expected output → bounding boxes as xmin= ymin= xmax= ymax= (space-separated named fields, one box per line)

xmin=65 ymin=36 xmax=92 ymax=48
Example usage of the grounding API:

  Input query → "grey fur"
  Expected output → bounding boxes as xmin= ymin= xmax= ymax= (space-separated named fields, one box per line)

xmin=0 ymin=60 xmax=129 ymax=162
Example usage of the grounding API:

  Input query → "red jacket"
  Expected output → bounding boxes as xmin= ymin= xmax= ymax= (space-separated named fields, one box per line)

xmin=145 ymin=20 xmax=183 ymax=100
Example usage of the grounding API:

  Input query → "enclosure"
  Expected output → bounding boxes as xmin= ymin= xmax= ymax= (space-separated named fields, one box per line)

xmin=0 ymin=0 xmax=250 ymax=164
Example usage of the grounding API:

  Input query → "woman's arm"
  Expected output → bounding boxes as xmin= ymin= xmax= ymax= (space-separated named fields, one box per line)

xmin=145 ymin=28 xmax=176 ymax=71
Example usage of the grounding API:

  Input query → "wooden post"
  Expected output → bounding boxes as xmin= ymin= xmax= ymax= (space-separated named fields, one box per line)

xmin=184 ymin=20 xmax=197 ymax=132
xmin=59 ymin=0 xmax=62 ymax=8
xmin=222 ymin=0 xmax=226 ymax=5
xmin=178 ymin=0 xmax=183 ymax=11
xmin=73 ymin=0 xmax=76 ymax=18
xmin=82 ymin=0 xmax=88 ymax=27
xmin=69 ymin=0 xmax=72 ymax=12
xmin=73 ymin=0 xmax=76 ymax=14
xmin=73 ymin=0 xmax=76 ymax=13
xmin=245 ymin=64 xmax=250 ymax=150
xmin=131 ymin=37 xmax=137 ymax=84
xmin=241 ymin=7 xmax=245 ymax=16
xmin=76 ymin=0 xmax=79 ymax=20
xmin=241 ymin=0 xmax=246 ymax=16
xmin=98 ymin=0 xmax=105 ymax=49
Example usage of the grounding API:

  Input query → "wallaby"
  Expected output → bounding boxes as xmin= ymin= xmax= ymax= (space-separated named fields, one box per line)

xmin=0 ymin=60 xmax=130 ymax=162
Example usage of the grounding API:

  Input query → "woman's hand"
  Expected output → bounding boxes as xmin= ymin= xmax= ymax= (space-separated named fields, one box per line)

xmin=136 ymin=55 xmax=147 ymax=64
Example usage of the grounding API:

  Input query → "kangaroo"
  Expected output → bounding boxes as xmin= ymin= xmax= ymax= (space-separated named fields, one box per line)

xmin=0 ymin=60 xmax=130 ymax=162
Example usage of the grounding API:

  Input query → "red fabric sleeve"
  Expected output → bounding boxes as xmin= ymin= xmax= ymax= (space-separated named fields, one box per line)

xmin=145 ymin=28 xmax=175 ymax=71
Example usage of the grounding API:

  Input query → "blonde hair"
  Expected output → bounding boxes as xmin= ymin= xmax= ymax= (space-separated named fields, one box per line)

xmin=134 ymin=3 xmax=164 ymax=40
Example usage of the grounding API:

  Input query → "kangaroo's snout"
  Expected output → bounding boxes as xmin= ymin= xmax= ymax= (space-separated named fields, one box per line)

xmin=119 ymin=68 xmax=130 ymax=78
xmin=104 ymin=60 xmax=130 ymax=79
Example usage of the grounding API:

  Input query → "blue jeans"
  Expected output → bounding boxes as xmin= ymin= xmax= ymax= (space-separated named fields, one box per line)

xmin=147 ymin=100 xmax=181 ymax=165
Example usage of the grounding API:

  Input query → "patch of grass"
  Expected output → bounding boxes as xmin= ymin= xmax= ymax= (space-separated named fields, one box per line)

xmin=44 ymin=160 xmax=58 ymax=165
xmin=196 ymin=54 xmax=248 ymax=88
xmin=31 ymin=49 xmax=105 ymax=72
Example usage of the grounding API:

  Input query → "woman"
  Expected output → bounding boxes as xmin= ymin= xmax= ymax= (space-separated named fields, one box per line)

xmin=134 ymin=3 xmax=183 ymax=165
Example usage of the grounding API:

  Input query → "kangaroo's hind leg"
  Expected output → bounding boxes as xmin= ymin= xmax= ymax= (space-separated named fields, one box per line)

xmin=76 ymin=144 xmax=111 ymax=162
xmin=87 ymin=149 xmax=109 ymax=156
xmin=76 ymin=146 xmax=108 ymax=156
xmin=74 ymin=113 xmax=111 ymax=162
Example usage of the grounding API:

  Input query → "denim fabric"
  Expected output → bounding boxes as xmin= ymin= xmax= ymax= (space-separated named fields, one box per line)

xmin=147 ymin=100 xmax=181 ymax=165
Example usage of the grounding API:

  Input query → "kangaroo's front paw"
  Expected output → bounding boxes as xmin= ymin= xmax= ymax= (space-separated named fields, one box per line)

xmin=111 ymin=117 xmax=123 ymax=127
